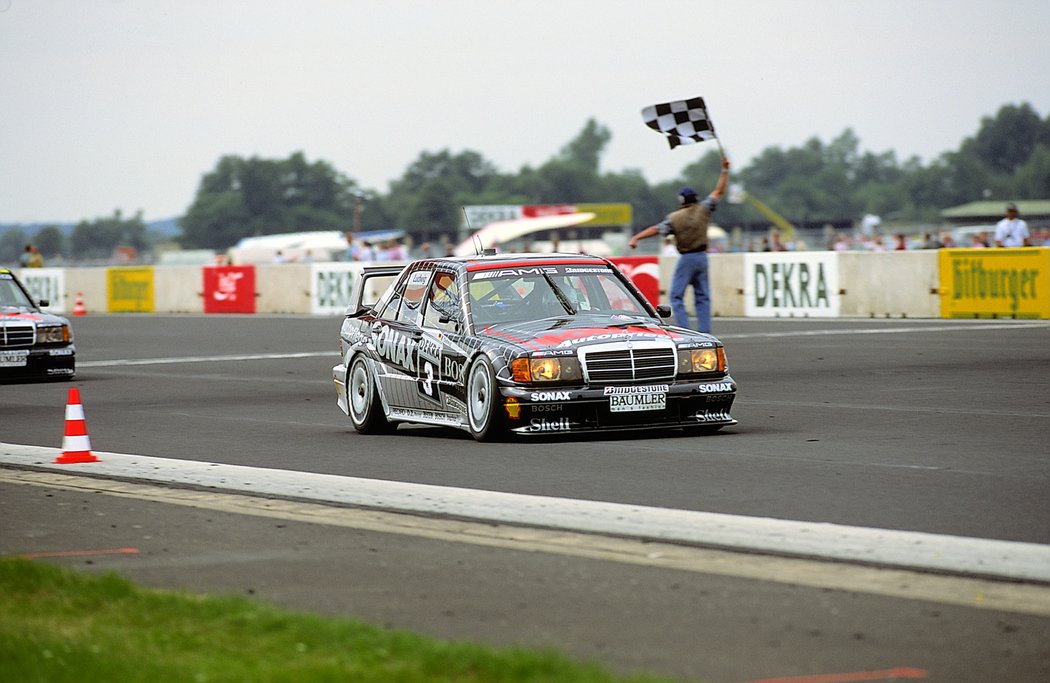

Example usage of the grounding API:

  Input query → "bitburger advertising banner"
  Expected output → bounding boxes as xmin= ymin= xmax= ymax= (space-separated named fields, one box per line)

xmin=744 ymin=251 xmax=840 ymax=318
xmin=939 ymin=248 xmax=1049 ymax=319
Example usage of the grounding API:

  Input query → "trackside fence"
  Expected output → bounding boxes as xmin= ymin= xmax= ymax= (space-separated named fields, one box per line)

xmin=15 ymin=248 xmax=1050 ymax=320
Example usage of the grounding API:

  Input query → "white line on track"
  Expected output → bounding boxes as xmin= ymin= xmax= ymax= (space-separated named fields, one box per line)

xmin=76 ymin=321 xmax=1046 ymax=368
xmin=78 ymin=351 xmax=332 ymax=367
xmin=721 ymin=321 xmax=1047 ymax=339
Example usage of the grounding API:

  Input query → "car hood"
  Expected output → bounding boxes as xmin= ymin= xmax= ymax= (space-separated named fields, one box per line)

xmin=476 ymin=314 xmax=713 ymax=353
xmin=1 ymin=307 xmax=65 ymax=325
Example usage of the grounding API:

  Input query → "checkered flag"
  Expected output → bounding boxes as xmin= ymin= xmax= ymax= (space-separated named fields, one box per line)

xmin=641 ymin=96 xmax=716 ymax=149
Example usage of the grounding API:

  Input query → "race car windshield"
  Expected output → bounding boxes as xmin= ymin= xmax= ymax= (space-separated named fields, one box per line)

xmin=0 ymin=276 xmax=35 ymax=309
xmin=468 ymin=268 xmax=650 ymax=326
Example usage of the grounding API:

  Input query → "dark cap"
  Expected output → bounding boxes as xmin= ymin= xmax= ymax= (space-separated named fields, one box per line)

xmin=678 ymin=187 xmax=698 ymax=199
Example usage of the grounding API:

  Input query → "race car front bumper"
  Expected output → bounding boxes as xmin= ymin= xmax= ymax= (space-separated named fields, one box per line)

xmin=500 ymin=376 xmax=737 ymax=435
xmin=0 ymin=346 xmax=76 ymax=380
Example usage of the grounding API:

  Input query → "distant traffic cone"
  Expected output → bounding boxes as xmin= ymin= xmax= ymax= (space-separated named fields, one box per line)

xmin=72 ymin=292 xmax=87 ymax=316
xmin=55 ymin=388 xmax=100 ymax=464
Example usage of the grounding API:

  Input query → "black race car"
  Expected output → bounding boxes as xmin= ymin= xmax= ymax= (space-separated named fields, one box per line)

xmin=0 ymin=268 xmax=76 ymax=380
xmin=333 ymin=253 xmax=736 ymax=440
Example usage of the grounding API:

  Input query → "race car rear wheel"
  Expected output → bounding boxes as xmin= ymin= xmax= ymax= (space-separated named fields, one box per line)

xmin=466 ymin=356 xmax=502 ymax=442
xmin=348 ymin=356 xmax=393 ymax=434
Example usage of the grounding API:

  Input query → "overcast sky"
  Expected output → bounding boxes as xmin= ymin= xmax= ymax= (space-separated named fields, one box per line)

xmin=2 ymin=0 xmax=1048 ymax=224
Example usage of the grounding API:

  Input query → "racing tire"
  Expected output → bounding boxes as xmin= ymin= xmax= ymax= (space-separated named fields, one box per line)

xmin=466 ymin=356 xmax=504 ymax=442
xmin=347 ymin=356 xmax=394 ymax=435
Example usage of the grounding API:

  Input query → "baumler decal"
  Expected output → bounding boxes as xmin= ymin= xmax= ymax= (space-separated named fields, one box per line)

xmin=609 ymin=393 xmax=666 ymax=412
xmin=744 ymin=252 xmax=840 ymax=318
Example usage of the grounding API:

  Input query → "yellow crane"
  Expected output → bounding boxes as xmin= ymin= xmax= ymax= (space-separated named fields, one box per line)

xmin=740 ymin=192 xmax=797 ymax=241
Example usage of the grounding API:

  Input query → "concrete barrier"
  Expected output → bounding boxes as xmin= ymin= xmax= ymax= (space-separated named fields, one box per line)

xmin=839 ymin=251 xmax=940 ymax=318
xmin=156 ymin=266 xmax=204 ymax=313
xmin=26 ymin=250 xmax=1050 ymax=319
xmin=255 ymin=264 xmax=311 ymax=314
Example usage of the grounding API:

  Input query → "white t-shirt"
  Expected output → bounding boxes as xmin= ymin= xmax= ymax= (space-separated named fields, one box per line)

xmin=994 ymin=217 xmax=1029 ymax=247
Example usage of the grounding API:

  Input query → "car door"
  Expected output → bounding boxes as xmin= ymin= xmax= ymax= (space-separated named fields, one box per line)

xmin=368 ymin=268 xmax=428 ymax=412
xmin=419 ymin=270 xmax=471 ymax=416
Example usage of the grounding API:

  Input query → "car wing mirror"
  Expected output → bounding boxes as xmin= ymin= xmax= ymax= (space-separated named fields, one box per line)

xmin=438 ymin=313 xmax=463 ymax=333
xmin=655 ymin=304 xmax=672 ymax=318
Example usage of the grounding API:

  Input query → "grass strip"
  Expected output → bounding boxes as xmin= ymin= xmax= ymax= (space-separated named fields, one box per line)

xmin=0 ymin=557 xmax=684 ymax=683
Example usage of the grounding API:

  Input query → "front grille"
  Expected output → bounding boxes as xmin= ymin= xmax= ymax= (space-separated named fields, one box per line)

xmin=0 ymin=323 xmax=35 ymax=348
xmin=579 ymin=341 xmax=676 ymax=384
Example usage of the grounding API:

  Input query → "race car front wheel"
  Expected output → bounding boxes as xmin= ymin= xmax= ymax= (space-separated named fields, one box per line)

xmin=466 ymin=356 xmax=503 ymax=442
xmin=348 ymin=356 xmax=393 ymax=434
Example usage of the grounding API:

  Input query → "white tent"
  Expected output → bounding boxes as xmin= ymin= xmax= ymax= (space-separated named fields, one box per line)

xmin=454 ymin=213 xmax=597 ymax=257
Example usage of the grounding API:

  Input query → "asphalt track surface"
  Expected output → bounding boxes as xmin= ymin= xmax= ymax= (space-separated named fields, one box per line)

xmin=2 ymin=314 xmax=1049 ymax=682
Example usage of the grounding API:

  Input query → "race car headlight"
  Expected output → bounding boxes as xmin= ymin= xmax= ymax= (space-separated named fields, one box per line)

xmin=37 ymin=324 xmax=71 ymax=344
xmin=677 ymin=347 xmax=726 ymax=375
xmin=510 ymin=356 xmax=582 ymax=383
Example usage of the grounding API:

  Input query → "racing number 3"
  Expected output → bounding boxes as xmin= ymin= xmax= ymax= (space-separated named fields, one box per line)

xmin=420 ymin=361 xmax=435 ymax=397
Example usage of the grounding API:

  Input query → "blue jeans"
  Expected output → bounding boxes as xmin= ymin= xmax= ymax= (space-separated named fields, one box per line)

xmin=670 ymin=251 xmax=711 ymax=333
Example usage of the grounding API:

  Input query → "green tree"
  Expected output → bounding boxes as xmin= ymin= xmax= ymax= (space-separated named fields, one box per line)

xmin=556 ymin=119 xmax=611 ymax=171
xmin=180 ymin=153 xmax=361 ymax=249
xmin=71 ymin=210 xmax=148 ymax=260
xmin=971 ymin=103 xmax=1045 ymax=174
xmin=1015 ymin=144 xmax=1050 ymax=198
xmin=0 ymin=228 xmax=28 ymax=266
xmin=34 ymin=225 xmax=67 ymax=259
xmin=385 ymin=149 xmax=501 ymax=239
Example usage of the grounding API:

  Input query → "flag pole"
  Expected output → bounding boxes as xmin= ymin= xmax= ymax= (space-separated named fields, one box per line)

xmin=705 ymin=102 xmax=727 ymax=160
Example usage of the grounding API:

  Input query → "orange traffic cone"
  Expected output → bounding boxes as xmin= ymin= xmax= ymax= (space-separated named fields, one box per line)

xmin=72 ymin=292 xmax=87 ymax=316
xmin=55 ymin=388 xmax=100 ymax=464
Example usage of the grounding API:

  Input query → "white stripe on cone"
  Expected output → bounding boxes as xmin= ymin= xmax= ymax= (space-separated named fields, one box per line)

xmin=61 ymin=435 xmax=92 ymax=452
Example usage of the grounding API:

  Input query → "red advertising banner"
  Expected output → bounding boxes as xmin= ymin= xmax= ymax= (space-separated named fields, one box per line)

xmin=609 ymin=256 xmax=660 ymax=306
xmin=203 ymin=265 xmax=256 ymax=314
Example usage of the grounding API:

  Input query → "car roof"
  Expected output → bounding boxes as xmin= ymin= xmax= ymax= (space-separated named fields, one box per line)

xmin=422 ymin=252 xmax=612 ymax=272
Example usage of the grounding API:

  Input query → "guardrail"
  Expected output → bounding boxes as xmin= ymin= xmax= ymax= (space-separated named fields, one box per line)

xmin=15 ymin=248 xmax=1050 ymax=320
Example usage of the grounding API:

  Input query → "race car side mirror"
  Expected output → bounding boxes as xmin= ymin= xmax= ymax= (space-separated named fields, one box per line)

xmin=656 ymin=305 xmax=672 ymax=318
